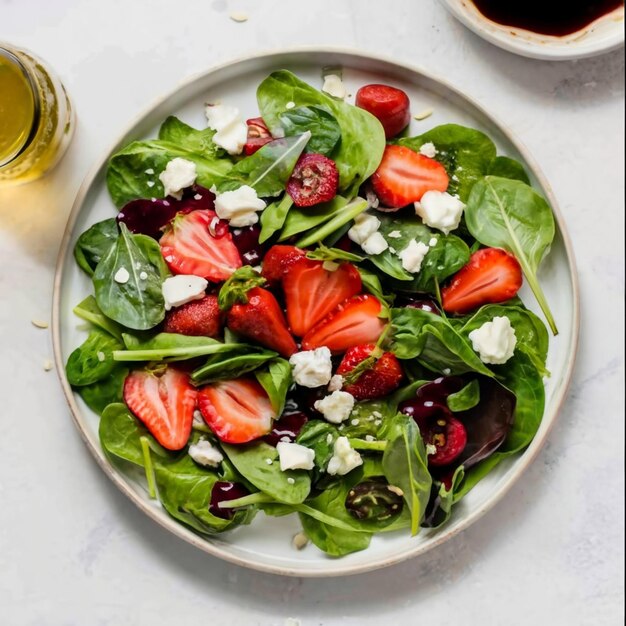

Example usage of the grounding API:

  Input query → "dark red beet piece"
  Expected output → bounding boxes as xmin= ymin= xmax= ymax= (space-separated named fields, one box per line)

xmin=263 ymin=411 xmax=308 ymax=446
xmin=231 ymin=224 xmax=267 ymax=266
xmin=286 ymin=153 xmax=339 ymax=207
xmin=209 ymin=481 xmax=249 ymax=520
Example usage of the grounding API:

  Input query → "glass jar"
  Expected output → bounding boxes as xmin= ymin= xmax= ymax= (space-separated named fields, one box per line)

xmin=0 ymin=43 xmax=74 ymax=186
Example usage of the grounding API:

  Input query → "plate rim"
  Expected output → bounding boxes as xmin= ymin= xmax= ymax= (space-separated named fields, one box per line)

xmin=51 ymin=45 xmax=580 ymax=578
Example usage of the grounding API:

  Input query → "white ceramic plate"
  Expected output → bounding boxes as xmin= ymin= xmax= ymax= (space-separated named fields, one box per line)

xmin=52 ymin=48 xmax=579 ymax=577
xmin=441 ymin=0 xmax=624 ymax=60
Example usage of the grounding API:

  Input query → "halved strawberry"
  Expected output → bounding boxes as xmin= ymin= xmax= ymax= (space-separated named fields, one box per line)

xmin=123 ymin=367 xmax=197 ymax=450
xmin=302 ymin=294 xmax=387 ymax=354
xmin=284 ymin=259 xmax=362 ymax=337
xmin=227 ymin=287 xmax=298 ymax=357
xmin=372 ymin=145 xmax=449 ymax=208
xmin=160 ymin=209 xmax=242 ymax=281
xmin=442 ymin=247 xmax=523 ymax=314
xmin=261 ymin=245 xmax=306 ymax=286
xmin=198 ymin=377 xmax=275 ymax=443
xmin=244 ymin=117 xmax=273 ymax=156
xmin=163 ymin=294 xmax=223 ymax=337
xmin=337 ymin=344 xmax=404 ymax=400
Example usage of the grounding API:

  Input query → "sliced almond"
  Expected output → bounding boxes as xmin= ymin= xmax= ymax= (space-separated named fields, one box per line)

xmin=43 ymin=359 xmax=54 ymax=371
xmin=229 ymin=11 xmax=249 ymax=22
xmin=31 ymin=319 xmax=49 ymax=329
xmin=414 ymin=108 xmax=434 ymax=121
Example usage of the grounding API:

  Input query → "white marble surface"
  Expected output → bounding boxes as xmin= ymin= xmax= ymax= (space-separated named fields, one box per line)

xmin=0 ymin=1 xmax=624 ymax=624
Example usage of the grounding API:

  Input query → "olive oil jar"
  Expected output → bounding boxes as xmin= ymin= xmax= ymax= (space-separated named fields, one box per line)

xmin=0 ymin=44 xmax=74 ymax=186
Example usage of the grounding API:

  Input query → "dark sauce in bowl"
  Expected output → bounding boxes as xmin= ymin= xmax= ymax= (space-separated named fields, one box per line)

xmin=471 ymin=0 xmax=624 ymax=36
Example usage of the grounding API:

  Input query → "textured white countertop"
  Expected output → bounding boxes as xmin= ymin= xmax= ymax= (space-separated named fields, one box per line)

xmin=1 ymin=1 xmax=624 ymax=624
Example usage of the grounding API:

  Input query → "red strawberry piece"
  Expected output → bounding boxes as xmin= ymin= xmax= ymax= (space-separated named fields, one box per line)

xmin=261 ymin=245 xmax=306 ymax=286
xmin=283 ymin=258 xmax=362 ymax=337
xmin=337 ymin=344 xmax=404 ymax=400
xmin=163 ymin=294 xmax=223 ymax=337
xmin=123 ymin=367 xmax=197 ymax=450
xmin=372 ymin=145 xmax=449 ymax=208
xmin=442 ymin=247 xmax=523 ymax=314
xmin=302 ymin=294 xmax=387 ymax=354
xmin=197 ymin=377 xmax=275 ymax=444
xmin=226 ymin=287 xmax=298 ymax=357
xmin=286 ymin=153 xmax=339 ymax=207
xmin=160 ymin=209 xmax=242 ymax=281
xmin=355 ymin=84 xmax=411 ymax=139
xmin=244 ymin=117 xmax=273 ymax=155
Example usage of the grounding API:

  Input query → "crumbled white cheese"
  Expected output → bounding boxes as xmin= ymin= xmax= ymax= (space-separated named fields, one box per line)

xmin=387 ymin=230 xmax=402 ymax=239
xmin=139 ymin=271 xmax=148 ymax=280
xmin=276 ymin=442 xmax=315 ymax=471
xmin=265 ymin=458 xmax=273 ymax=465
xmin=350 ymin=418 xmax=360 ymax=426
xmin=205 ymin=103 xmax=248 ymax=155
xmin=96 ymin=351 xmax=105 ymax=362
xmin=365 ymin=435 xmax=375 ymax=442
xmin=162 ymin=275 xmax=208 ymax=311
xmin=287 ymin=477 xmax=295 ymax=485
xmin=398 ymin=239 xmax=430 ymax=274
xmin=188 ymin=439 xmax=223 ymax=467
xmin=429 ymin=237 xmax=438 ymax=247
xmin=419 ymin=142 xmax=438 ymax=158
xmin=415 ymin=191 xmax=465 ymax=235
xmin=285 ymin=101 xmax=296 ymax=109
xmin=322 ymin=74 xmax=347 ymax=100
xmin=443 ymin=368 xmax=451 ymax=375
xmin=327 ymin=437 xmax=363 ymax=476
xmin=348 ymin=212 xmax=380 ymax=245
xmin=289 ymin=347 xmax=333 ymax=388
xmin=214 ymin=185 xmax=266 ymax=227
xmin=159 ymin=158 xmax=197 ymax=200
xmin=314 ymin=390 xmax=355 ymax=424
xmin=360 ymin=231 xmax=388 ymax=255
xmin=328 ymin=374 xmax=344 ymax=392
xmin=114 ymin=267 xmax=130 ymax=284
xmin=468 ymin=316 xmax=517 ymax=365
xmin=145 ymin=168 xmax=154 ymax=175
xmin=426 ymin=444 xmax=437 ymax=456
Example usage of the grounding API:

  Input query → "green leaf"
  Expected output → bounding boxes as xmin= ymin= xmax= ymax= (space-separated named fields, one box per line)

xmin=255 ymin=358 xmax=292 ymax=415
xmin=465 ymin=176 xmax=557 ymax=334
xmin=488 ymin=156 xmax=530 ymax=184
xmin=423 ymin=466 xmax=465 ymax=528
xmin=306 ymin=243 xmax=363 ymax=263
xmin=278 ymin=105 xmax=341 ymax=156
xmin=218 ymin=266 xmax=267 ymax=311
xmin=447 ymin=380 xmax=480 ymax=412
xmin=298 ymin=514 xmax=372 ymax=557
xmin=93 ymin=224 xmax=166 ymax=331
xmin=65 ymin=330 xmax=123 ymax=386
xmin=77 ymin=366 xmax=128 ymax=415
xmin=73 ymin=295 xmax=125 ymax=341
xmin=279 ymin=195 xmax=348 ymax=241
xmin=259 ymin=194 xmax=293 ymax=243
xmin=191 ymin=349 xmax=277 ymax=385
xmin=73 ymin=218 xmax=119 ymax=276
xmin=158 ymin=116 xmax=223 ymax=156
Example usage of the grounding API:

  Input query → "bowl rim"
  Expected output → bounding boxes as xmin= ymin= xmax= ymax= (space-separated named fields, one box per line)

xmin=51 ymin=45 xmax=580 ymax=578
xmin=440 ymin=0 xmax=625 ymax=60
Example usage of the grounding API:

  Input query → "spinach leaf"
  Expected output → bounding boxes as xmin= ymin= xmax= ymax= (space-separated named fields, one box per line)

xmin=73 ymin=295 xmax=125 ymax=341
xmin=259 ymin=194 xmax=293 ymax=243
xmin=191 ymin=349 xmax=277 ymax=385
xmin=93 ymin=224 xmax=166 ymax=331
xmin=382 ymin=418 xmax=432 ymax=535
xmin=296 ymin=421 xmax=338 ymax=475
xmin=465 ymin=176 xmax=557 ymax=334
xmin=279 ymin=195 xmax=348 ymax=241
xmin=217 ymin=134 xmax=310 ymax=198
xmin=66 ymin=330 xmax=123 ymax=386
xmin=255 ymin=358 xmax=292 ymax=415
xmin=106 ymin=140 xmax=233 ymax=207
xmin=488 ymin=156 xmax=530 ymax=184
xmin=397 ymin=124 xmax=496 ymax=201
xmin=157 ymin=116 xmax=223 ymax=156
xmin=278 ymin=105 xmax=341 ymax=156
xmin=306 ymin=243 xmax=363 ymax=264
xmin=357 ymin=266 xmax=392 ymax=305
xmin=298 ymin=514 xmax=372 ymax=557
xmin=447 ymin=380 xmax=480 ymax=412
xmin=78 ymin=366 xmax=128 ymax=415
xmin=74 ymin=218 xmax=119 ymax=276
xmin=221 ymin=442 xmax=310 ymax=504
xmin=257 ymin=70 xmax=385 ymax=195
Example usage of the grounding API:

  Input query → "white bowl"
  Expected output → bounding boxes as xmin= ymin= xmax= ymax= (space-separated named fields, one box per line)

xmin=52 ymin=47 xmax=579 ymax=577
xmin=441 ymin=0 xmax=625 ymax=60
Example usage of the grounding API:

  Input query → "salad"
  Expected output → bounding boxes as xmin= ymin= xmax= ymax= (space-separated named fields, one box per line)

xmin=66 ymin=69 xmax=556 ymax=557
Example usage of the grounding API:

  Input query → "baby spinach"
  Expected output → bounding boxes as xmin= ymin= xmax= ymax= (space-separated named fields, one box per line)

xmin=217 ymin=133 xmax=310 ymax=198
xmin=259 ymin=194 xmax=293 ymax=243
xmin=447 ymin=379 xmax=480 ymax=412
xmin=78 ymin=366 xmax=128 ymax=416
xmin=73 ymin=295 xmax=125 ymax=341
xmin=465 ymin=176 xmax=558 ymax=334
xmin=93 ymin=224 xmax=166 ymax=331
xmin=191 ymin=349 xmax=277 ymax=385
xmin=306 ymin=243 xmax=363 ymax=264
xmin=278 ymin=105 xmax=341 ymax=155
xmin=296 ymin=421 xmax=338 ymax=476
xmin=279 ymin=195 xmax=348 ymax=241
xmin=157 ymin=116 xmax=223 ymax=157
xmin=257 ymin=70 xmax=385 ymax=196
xmin=74 ymin=218 xmax=119 ymax=276
xmin=221 ymin=442 xmax=310 ymax=505
xmin=66 ymin=330 xmax=123 ymax=386
xmin=255 ymin=358 xmax=292 ymax=415
xmin=298 ymin=514 xmax=372 ymax=557
xmin=488 ymin=156 xmax=530 ymax=184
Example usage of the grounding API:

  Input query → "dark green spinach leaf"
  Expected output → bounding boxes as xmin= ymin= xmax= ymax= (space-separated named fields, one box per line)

xmin=278 ymin=105 xmax=341 ymax=155
xmin=74 ymin=218 xmax=119 ymax=276
xmin=66 ymin=330 xmax=123 ymax=386
xmin=447 ymin=380 xmax=480 ymax=412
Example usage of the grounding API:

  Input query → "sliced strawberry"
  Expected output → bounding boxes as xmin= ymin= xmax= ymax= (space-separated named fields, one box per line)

xmin=302 ymin=294 xmax=387 ymax=354
xmin=372 ymin=145 xmax=449 ymax=208
xmin=337 ymin=344 xmax=404 ymax=400
xmin=283 ymin=258 xmax=362 ymax=337
xmin=198 ymin=377 xmax=275 ymax=443
xmin=123 ymin=367 xmax=197 ymax=450
xmin=160 ymin=209 xmax=242 ymax=282
xmin=355 ymin=84 xmax=411 ymax=139
xmin=286 ymin=153 xmax=339 ymax=207
xmin=244 ymin=117 xmax=273 ymax=155
xmin=261 ymin=245 xmax=306 ymax=286
xmin=163 ymin=294 xmax=223 ymax=337
xmin=226 ymin=287 xmax=298 ymax=357
xmin=442 ymin=247 xmax=523 ymax=314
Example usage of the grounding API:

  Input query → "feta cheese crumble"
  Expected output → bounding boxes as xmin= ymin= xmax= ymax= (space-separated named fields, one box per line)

xmin=327 ymin=437 xmax=363 ymax=476
xmin=159 ymin=158 xmax=197 ymax=200
xmin=360 ymin=231 xmax=388 ymax=255
xmin=328 ymin=374 xmax=344 ymax=392
xmin=96 ymin=351 xmax=105 ymax=362
xmin=322 ymin=74 xmax=347 ymax=100
xmin=188 ymin=439 xmax=224 ymax=467
xmin=214 ymin=185 xmax=266 ymax=227
xmin=415 ymin=191 xmax=465 ymax=235
xmin=419 ymin=142 xmax=438 ymax=158
xmin=114 ymin=267 xmax=130 ymax=284
xmin=205 ymin=103 xmax=248 ymax=155
xmin=468 ymin=316 xmax=517 ymax=365
xmin=289 ymin=347 xmax=333 ymax=388
xmin=162 ymin=274 xmax=208 ymax=310
xmin=348 ymin=212 xmax=388 ymax=255
xmin=314 ymin=390 xmax=355 ymax=424
xmin=276 ymin=442 xmax=315 ymax=471
xmin=388 ymin=230 xmax=402 ymax=239
xmin=398 ymin=239 xmax=430 ymax=273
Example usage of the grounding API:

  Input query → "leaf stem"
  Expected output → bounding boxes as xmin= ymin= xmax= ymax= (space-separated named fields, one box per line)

xmin=140 ymin=436 xmax=157 ymax=499
xmin=348 ymin=438 xmax=387 ymax=452
xmin=113 ymin=343 xmax=241 ymax=362
xmin=217 ymin=492 xmax=275 ymax=509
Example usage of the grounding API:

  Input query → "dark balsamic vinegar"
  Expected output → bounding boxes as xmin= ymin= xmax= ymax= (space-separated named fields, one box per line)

xmin=471 ymin=0 xmax=624 ymax=36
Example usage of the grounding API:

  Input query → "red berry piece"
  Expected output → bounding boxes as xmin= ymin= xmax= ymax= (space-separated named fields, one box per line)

xmin=286 ymin=153 xmax=339 ymax=207
xmin=244 ymin=117 xmax=273 ymax=155
xmin=261 ymin=245 xmax=306 ymax=286
xmin=355 ymin=84 xmax=411 ymax=139
xmin=163 ymin=294 xmax=223 ymax=338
